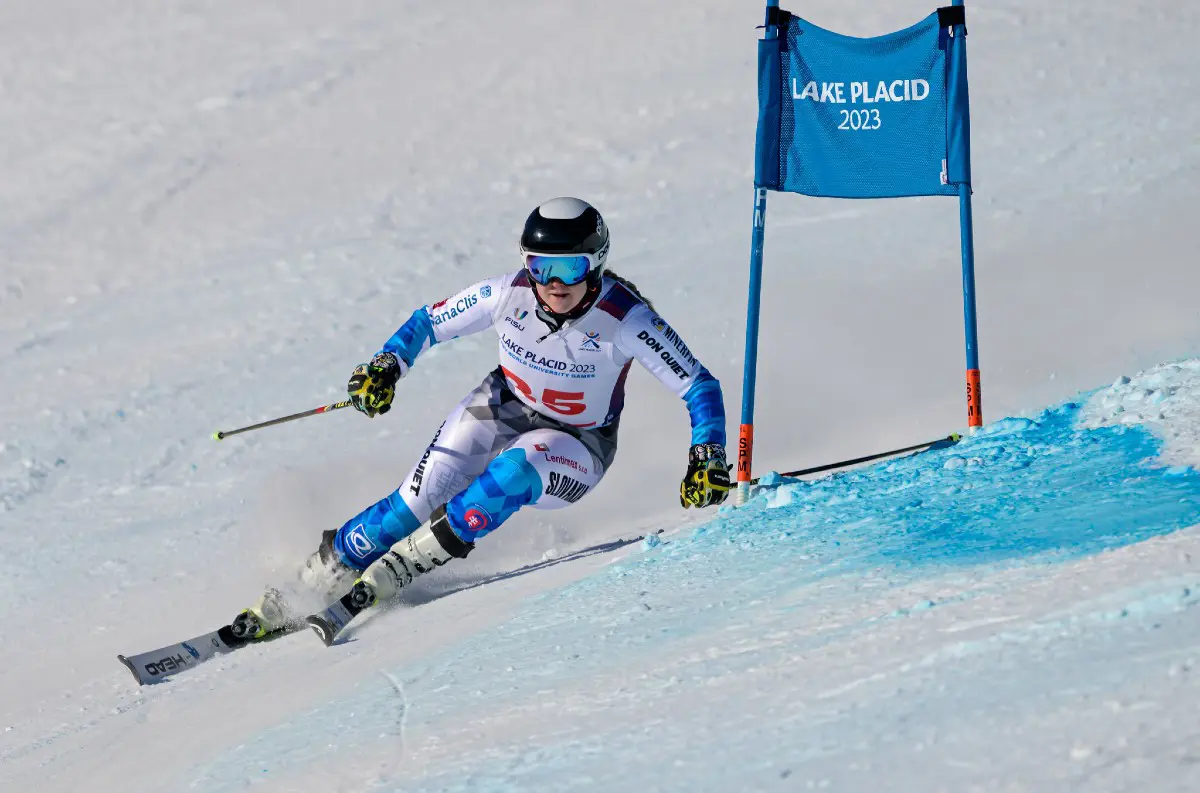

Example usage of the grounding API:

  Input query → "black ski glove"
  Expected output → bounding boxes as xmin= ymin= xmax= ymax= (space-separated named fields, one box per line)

xmin=348 ymin=352 xmax=404 ymax=417
xmin=680 ymin=443 xmax=731 ymax=508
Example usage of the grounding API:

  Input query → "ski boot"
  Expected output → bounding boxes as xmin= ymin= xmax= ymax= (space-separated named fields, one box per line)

xmin=230 ymin=587 xmax=294 ymax=640
xmin=300 ymin=529 xmax=358 ymax=599
xmin=307 ymin=505 xmax=474 ymax=646
xmin=359 ymin=505 xmax=475 ymax=601
xmin=231 ymin=530 xmax=356 ymax=640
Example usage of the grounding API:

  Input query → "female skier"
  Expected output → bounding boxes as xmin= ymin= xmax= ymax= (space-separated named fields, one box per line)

xmin=234 ymin=197 xmax=730 ymax=638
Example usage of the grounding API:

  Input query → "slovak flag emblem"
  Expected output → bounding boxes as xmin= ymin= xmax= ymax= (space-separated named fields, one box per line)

xmin=463 ymin=507 xmax=491 ymax=532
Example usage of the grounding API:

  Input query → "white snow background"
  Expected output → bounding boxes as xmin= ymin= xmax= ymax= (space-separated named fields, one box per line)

xmin=1 ymin=1 xmax=1198 ymax=791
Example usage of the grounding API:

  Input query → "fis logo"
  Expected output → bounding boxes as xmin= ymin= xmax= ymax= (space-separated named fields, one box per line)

xmin=579 ymin=331 xmax=602 ymax=352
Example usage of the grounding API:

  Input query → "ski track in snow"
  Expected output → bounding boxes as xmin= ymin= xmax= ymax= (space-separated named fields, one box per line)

xmin=0 ymin=0 xmax=1198 ymax=791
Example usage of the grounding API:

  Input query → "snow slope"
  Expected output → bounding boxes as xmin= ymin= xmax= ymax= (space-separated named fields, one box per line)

xmin=1 ymin=0 xmax=1198 ymax=790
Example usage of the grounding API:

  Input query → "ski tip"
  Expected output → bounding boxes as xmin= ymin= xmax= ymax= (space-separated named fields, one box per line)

xmin=306 ymin=615 xmax=336 ymax=647
xmin=116 ymin=654 xmax=145 ymax=686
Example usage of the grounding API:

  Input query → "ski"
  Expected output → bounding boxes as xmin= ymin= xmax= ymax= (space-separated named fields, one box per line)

xmin=117 ymin=623 xmax=301 ymax=686
xmin=122 ymin=529 xmax=669 ymax=676
xmin=305 ymin=529 xmax=669 ymax=647
xmin=305 ymin=580 xmax=376 ymax=647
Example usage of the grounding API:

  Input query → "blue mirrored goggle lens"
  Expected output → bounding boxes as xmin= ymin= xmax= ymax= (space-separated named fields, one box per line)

xmin=524 ymin=254 xmax=591 ymax=286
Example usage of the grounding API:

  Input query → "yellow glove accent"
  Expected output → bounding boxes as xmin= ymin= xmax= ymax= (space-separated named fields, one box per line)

xmin=348 ymin=363 xmax=397 ymax=417
xmin=680 ymin=457 xmax=732 ymax=509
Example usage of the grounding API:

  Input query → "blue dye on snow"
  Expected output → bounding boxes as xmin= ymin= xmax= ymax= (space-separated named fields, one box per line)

xmin=686 ymin=400 xmax=1200 ymax=573
xmin=379 ymin=394 xmax=1200 ymax=793
xmin=454 ymin=396 xmax=1200 ymax=698
xmin=191 ymin=397 xmax=1200 ymax=793
xmin=548 ymin=398 xmax=1200 ymax=622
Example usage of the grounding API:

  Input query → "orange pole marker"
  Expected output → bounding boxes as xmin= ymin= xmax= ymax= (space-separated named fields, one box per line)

xmin=966 ymin=368 xmax=982 ymax=428
xmin=737 ymin=423 xmax=755 ymax=483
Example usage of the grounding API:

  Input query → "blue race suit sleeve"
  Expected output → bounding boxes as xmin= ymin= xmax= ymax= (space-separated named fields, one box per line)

xmin=378 ymin=274 xmax=509 ymax=367
xmin=380 ymin=307 xmax=438 ymax=367
xmin=682 ymin=368 xmax=726 ymax=446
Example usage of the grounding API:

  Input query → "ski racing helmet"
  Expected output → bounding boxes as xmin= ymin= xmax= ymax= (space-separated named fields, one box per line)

xmin=520 ymin=197 xmax=610 ymax=292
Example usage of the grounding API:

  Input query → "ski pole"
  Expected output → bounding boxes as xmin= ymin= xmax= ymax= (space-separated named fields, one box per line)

xmin=750 ymin=434 xmax=961 ymax=484
xmin=213 ymin=400 xmax=353 ymax=441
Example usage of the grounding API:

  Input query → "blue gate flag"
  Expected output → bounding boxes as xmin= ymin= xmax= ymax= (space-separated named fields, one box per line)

xmin=756 ymin=8 xmax=972 ymax=198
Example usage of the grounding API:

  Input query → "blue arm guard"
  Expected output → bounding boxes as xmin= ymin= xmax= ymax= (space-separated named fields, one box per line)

xmin=379 ymin=308 xmax=438 ymax=367
xmin=683 ymin=368 xmax=726 ymax=446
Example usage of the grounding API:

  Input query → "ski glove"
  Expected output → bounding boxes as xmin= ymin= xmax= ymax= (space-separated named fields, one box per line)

xmin=348 ymin=352 xmax=405 ymax=417
xmin=680 ymin=443 xmax=731 ymax=508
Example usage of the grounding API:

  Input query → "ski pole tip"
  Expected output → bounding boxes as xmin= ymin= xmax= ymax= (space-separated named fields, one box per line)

xmin=213 ymin=431 xmax=224 ymax=441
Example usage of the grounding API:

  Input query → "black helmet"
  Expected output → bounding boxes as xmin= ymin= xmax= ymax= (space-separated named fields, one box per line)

xmin=520 ymin=197 xmax=610 ymax=284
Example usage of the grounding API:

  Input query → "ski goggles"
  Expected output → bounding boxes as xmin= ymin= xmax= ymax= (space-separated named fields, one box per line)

xmin=523 ymin=252 xmax=596 ymax=286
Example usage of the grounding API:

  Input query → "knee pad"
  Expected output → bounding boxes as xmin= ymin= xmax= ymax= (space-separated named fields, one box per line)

xmin=444 ymin=448 xmax=542 ymax=541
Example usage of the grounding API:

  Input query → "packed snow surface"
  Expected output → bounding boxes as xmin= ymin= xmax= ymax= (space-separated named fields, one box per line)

xmin=1082 ymin=360 xmax=1200 ymax=471
xmin=184 ymin=384 xmax=1200 ymax=792
xmin=1 ymin=0 xmax=1198 ymax=791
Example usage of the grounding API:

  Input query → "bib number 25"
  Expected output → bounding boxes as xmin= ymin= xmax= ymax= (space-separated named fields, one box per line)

xmin=502 ymin=367 xmax=592 ymax=424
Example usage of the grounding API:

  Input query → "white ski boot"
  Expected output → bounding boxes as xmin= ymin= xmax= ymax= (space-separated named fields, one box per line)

xmin=306 ymin=506 xmax=476 ymax=646
xmin=299 ymin=529 xmax=358 ymax=599
xmin=359 ymin=505 xmax=474 ymax=602
xmin=230 ymin=587 xmax=294 ymax=640
xmin=232 ymin=531 xmax=356 ymax=639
